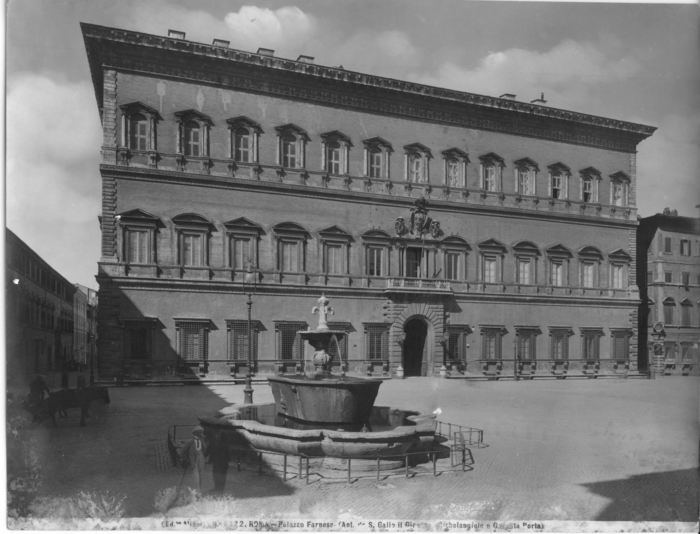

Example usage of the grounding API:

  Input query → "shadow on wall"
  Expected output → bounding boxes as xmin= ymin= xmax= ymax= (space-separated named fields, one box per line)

xmin=581 ymin=468 xmax=699 ymax=522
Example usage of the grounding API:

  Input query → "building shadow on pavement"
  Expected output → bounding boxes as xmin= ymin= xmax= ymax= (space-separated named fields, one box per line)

xmin=582 ymin=468 xmax=699 ymax=522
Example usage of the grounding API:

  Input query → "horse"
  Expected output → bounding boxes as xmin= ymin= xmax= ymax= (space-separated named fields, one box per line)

xmin=25 ymin=387 xmax=111 ymax=427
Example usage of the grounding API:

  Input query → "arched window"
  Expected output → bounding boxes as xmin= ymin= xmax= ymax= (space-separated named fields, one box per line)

xmin=226 ymin=117 xmax=263 ymax=167
xmin=479 ymin=153 xmax=504 ymax=192
xmin=321 ymin=131 xmax=352 ymax=175
xmin=609 ymin=171 xmax=630 ymax=207
xmin=327 ymin=141 xmax=341 ymax=174
xmin=514 ymin=158 xmax=538 ymax=196
xmin=275 ymin=124 xmax=309 ymax=170
xmin=484 ymin=166 xmax=496 ymax=191
xmin=129 ymin=113 xmax=148 ymax=151
xmin=404 ymin=143 xmax=432 ymax=183
xmin=442 ymin=148 xmax=469 ymax=188
xmin=548 ymin=163 xmax=571 ymax=200
xmin=582 ymin=177 xmax=593 ymax=202
xmin=363 ymin=137 xmax=393 ymax=179
xmin=579 ymin=167 xmax=601 ymax=204
xmin=175 ymin=110 xmax=212 ymax=162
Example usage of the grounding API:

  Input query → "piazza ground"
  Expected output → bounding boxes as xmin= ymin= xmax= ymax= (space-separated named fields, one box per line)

xmin=22 ymin=376 xmax=699 ymax=522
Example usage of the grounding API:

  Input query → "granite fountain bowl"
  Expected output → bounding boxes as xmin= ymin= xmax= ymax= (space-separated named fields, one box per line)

xmin=198 ymin=404 xmax=439 ymax=460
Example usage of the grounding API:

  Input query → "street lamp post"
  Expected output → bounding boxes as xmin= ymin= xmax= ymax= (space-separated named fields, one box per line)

xmin=243 ymin=261 xmax=257 ymax=404
xmin=396 ymin=333 xmax=406 ymax=379
xmin=439 ymin=331 xmax=449 ymax=378
xmin=648 ymin=322 xmax=666 ymax=379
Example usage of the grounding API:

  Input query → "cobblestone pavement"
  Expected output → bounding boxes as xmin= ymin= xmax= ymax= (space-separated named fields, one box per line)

xmin=25 ymin=377 xmax=699 ymax=522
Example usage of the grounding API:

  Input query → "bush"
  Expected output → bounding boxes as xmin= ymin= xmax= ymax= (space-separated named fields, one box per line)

xmin=29 ymin=491 xmax=126 ymax=520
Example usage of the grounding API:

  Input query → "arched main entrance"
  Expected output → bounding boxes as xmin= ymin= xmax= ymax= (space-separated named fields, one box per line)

xmin=403 ymin=318 xmax=428 ymax=377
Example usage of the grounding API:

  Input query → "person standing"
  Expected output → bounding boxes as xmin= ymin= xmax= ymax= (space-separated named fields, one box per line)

xmin=181 ymin=426 xmax=208 ymax=493
xmin=210 ymin=432 xmax=231 ymax=493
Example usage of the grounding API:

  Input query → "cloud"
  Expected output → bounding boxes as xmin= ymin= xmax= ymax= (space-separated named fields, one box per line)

xmin=6 ymin=74 xmax=103 ymax=286
xmin=408 ymin=39 xmax=641 ymax=112
xmin=635 ymin=113 xmax=700 ymax=217
xmin=120 ymin=2 xmax=317 ymax=57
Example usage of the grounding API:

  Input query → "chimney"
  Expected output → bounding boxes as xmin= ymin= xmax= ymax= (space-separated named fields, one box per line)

xmin=257 ymin=47 xmax=275 ymax=57
xmin=499 ymin=93 xmax=516 ymax=100
xmin=297 ymin=55 xmax=314 ymax=64
xmin=531 ymin=93 xmax=548 ymax=105
xmin=212 ymin=39 xmax=230 ymax=48
xmin=168 ymin=29 xmax=186 ymax=40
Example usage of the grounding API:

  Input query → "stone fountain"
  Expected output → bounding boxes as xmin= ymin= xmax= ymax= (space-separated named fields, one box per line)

xmin=197 ymin=295 xmax=442 ymax=465
xmin=267 ymin=294 xmax=382 ymax=431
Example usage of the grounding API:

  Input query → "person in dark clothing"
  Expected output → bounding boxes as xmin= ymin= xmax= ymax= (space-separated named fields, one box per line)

xmin=210 ymin=432 xmax=231 ymax=493
xmin=181 ymin=426 xmax=208 ymax=493
xmin=28 ymin=375 xmax=50 ymax=422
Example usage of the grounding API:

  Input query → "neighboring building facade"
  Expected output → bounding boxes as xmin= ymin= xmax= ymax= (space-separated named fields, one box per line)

xmin=73 ymin=284 xmax=91 ymax=369
xmin=5 ymin=229 xmax=76 ymax=382
xmin=638 ymin=209 xmax=700 ymax=375
xmin=82 ymin=24 xmax=655 ymax=381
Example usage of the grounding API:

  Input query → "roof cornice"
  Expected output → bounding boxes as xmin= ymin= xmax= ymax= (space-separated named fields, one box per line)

xmin=81 ymin=23 xmax=656 ymax=151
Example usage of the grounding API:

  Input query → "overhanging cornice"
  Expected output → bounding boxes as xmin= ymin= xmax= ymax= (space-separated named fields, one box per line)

xmin=81 ymin=23 xmax=656 ymax=152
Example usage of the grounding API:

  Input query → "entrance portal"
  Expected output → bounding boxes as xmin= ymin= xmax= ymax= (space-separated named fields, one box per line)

xmin=403 ymin=318 xmax=428 ymax=377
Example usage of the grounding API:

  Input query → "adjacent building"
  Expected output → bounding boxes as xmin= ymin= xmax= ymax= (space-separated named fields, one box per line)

xmin=82 ymin=23 xmax=656 ymax=382
xmin=5 ymin=229 xmax=76 ymax=382
xmin=637 ymin=209 xmax=700 ymax=375
xmin=73 ymin=284 xmax=92 ymax=370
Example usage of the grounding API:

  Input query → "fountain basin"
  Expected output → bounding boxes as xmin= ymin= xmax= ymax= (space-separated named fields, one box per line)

xmin=269 ymin=374 xmax=382 ymax=430
xmin=198 ymin=403 xmax=438 ymax=459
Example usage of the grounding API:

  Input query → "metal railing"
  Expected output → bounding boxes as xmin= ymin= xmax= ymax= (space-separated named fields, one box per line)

xmin=434 ymin=420 xmax=486 ymax=447
xmin=386 ymin=278 xmax=452 ymax=291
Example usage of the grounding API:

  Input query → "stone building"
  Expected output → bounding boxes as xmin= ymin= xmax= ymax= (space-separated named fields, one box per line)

xmin=637 ymin=209 xmax=700 ymax=376
xmin=82 ymin=23 xmax=656 ymax=381
xmin=5 ymin=228 xmax=76 ymax=382
xmin=73 ymin=284 xmax=91 ymax=369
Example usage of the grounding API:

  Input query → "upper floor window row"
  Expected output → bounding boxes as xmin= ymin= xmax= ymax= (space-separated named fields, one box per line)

xmin=118 ymin=105 xmax=630 ymax=203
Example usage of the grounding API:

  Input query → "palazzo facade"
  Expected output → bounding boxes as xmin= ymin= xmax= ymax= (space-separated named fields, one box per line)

xmin=82 ymin=23 xmax=655 ymax=381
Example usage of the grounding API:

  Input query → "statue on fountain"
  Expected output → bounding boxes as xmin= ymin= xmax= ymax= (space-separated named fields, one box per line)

xmin=311 ymin=294 xmax=334 ymax=332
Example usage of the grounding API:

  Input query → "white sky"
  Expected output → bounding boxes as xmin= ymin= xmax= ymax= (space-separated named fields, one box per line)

xmin=5 ymin=0 xmax=700 ymax=288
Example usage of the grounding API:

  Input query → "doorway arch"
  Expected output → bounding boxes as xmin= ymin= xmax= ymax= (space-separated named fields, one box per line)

xmin=403 ymin=317 xmax=428 ymax=377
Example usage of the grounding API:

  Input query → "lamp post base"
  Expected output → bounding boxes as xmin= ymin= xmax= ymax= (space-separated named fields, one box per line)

xmin=243 ymin=378 xmax=254 ymax=404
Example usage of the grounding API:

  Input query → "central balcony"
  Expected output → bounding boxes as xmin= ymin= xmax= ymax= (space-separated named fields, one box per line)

xmin=385 ymin=277 xmax=452 ymax=295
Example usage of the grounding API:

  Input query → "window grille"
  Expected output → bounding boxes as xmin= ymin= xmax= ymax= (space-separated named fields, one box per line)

xmin=277 ymin=322 xmax=306 ymax=360
xmin=364 ymin=324 xmax=389 ymax=360
xmin=227 ymin=320 xmax=259 ymax=360
xmin=611 ymin=331 xmax=629 ymax=359
xmin=516 ymin=330 xmax=538 ymax=360
xmin=481 ymin=329 xmax=503 ymax=360
xmin=445 ymin=326 xmax=469 ymax=360
xmin=327 ymin=322 xmax=350 ymax=362
xmin=128 ymin=327 xmax=150 ymax=359
xmin=550 ymin=329 xmax=570 ymax=360
xmin=176 ymin=321 xmax=209 ymax=360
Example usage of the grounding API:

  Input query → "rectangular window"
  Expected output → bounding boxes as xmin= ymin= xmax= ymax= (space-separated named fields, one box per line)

xmin=682 ymin=305 xmax=692 ymax=326
xmin=127 ymin=230 xmax=148 ymax=264
xmin=664 ymin=342 xmax=676 ymax=360
xmin=517 ymin=258 xmax=531 ymax=285
xmin=664 ymin=237 xmax=672 ymax=253
xmin=664 ymin=303 xmax=675 ymax=325
xmin=232 ymin=237 xmax=251 ymax=270
xmin=445 ymin=326 xmax=469 ymax=361
xmin=551 ymin=331 xmax=569 ymax=360
xmin=369 ymin=150 xmax=382 ymax=178
xmin=680 ymin=239 xmax=691 ymax=256
xmin=550 ymin=261 xmax=564 ymax=286
xmin=325 ymin=244 xmax=343 ymax=274
xmin=516 ymin=331 xmax=537 ymax=360
xmin=681 ymin=343 xmax=692 ymax=361
xmin=281 ymin=241 xmax=299 ymax=272
xmin=582 ymin=179 xmax=593 ymax=203
xmin=682 ymin=272 xmax=690 ymax=286
xmin=647 ymin=271 xmax=653 ymax=284
xmin=482 ymin=330 xmax=502 ymax=360
xmin=664 ymin=271 xmax=673 ymax=284
xmin=445 ymin=252 xmax=459 ymax=280
xmin=484 ymin=166 xmax=496 ymax=191
xmin=282 ymin=137 xmax=297 ymax=168
xmin=328 ymin=146 xmax=341 ymax=175
xmin=582 ymin=332 xmax=600 ymax=360
xmin=182 ymin=234 xmax=202 ymax=267
xmin=126 ymin=326 xmax=151 ymax=359
xmin=612 ymin=264 xmax=624 ymax=289
xmin=278 ymin=322 xmax=306 ymax=360
xmin=365 ymin=324 xmax=389 ymax=360
xmin=552 ymin=175 xmax=562 ymax=198
xmin=582 ymin=262 xmax=595 ymax=287
xmin=235 ymin=130 xmax=250 ymax=162
xmin=177 ymin=322 xmax=208 ymax=360
xmin=406 ymin=248 xmax=422 ymax=278
xmin=367 ymin=247 xmax=383 ymax=277
xmin=227 ymin=320 xmax=259 ymax=361
xmin=483 ymin=256 xmax=497 ymax=283
xmin=611 ymin=332 xmax=629 ymax=359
